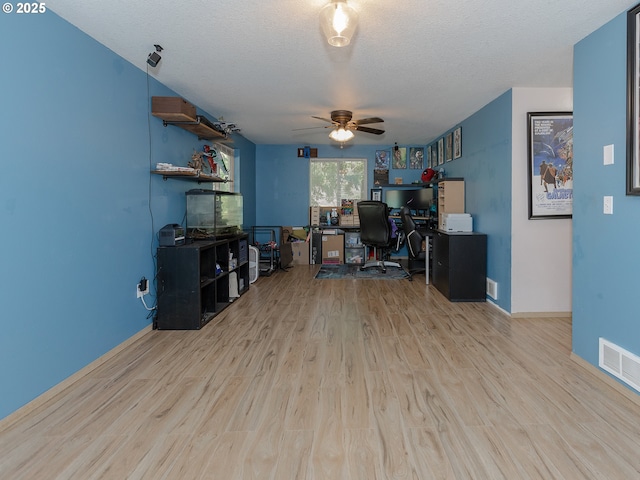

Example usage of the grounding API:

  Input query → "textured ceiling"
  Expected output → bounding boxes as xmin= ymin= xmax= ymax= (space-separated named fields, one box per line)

xmin=48 ymin=0 xmax=636 ymax=146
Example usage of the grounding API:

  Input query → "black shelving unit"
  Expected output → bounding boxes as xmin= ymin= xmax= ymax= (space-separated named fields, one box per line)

xmin=155 ymin=234 xmax=250 ymax=329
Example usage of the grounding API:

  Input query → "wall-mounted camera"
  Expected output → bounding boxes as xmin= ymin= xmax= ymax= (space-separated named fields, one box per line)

xmin=147 ymin=44 xmax=163 ymax=68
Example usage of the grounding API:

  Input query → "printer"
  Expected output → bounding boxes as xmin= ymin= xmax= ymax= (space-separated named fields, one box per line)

xmin=441 ymin=213 xmax=473 ymax=232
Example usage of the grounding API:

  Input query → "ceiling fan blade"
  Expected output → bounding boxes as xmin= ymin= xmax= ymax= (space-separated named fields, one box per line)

xmin=311 ymin=116 xmax=335 ymax=124
xmin=355 ymin=117 xmax=384 ymax=125
xmin=355 ymin=126 xmax=385 ymax=135
xmin=292 ymin=125 xmax=331 ymax=131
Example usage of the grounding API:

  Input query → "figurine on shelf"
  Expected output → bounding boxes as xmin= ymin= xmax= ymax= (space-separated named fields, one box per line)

xmin=203 ymin=145 xmax=218 ymax=175
xmin=188 ymin=150 xmax=205 ymax=172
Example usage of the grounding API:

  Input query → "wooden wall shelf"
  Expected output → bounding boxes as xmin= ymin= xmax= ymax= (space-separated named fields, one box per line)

xmin=151 ymin=170 xmax=229 ymax=183
xmin=151 ymin=96 xmax=232 ymax=142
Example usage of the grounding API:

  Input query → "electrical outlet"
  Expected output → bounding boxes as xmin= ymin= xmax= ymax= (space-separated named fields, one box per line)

xmin=136 ymin=277 xmax=149 ymax=298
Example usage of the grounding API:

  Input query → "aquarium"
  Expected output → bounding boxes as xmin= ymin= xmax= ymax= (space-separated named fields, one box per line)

xmin=186 ymin=189 xmax=243 ymax=240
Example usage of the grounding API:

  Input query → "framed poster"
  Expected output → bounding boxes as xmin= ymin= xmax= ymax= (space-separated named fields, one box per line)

xmin=409 ymin=147 xmax=424 ymax=169
xmin=445 ymin=133 xmax=453 ymax=162
xmin=437 ymin=138 xmax=444 ymax=165
xmin=453 ymin=127 xmax=462 ymax=159
xmin=393 ymin=147 xmax=407 ymax=169
xmin=627 ymin=5 xmax=640 ymax=194
xmin=426 ymin=145 xmax=432 ymax=168
xmin=375 ymin=150 xmax=390 ymax=170
xmin=527 ymin=112 xmax=573 ymax=219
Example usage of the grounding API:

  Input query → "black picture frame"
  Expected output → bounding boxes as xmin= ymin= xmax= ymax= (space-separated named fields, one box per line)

xmin=628 ymin=4 xmax=640 ymax=194
xmin=527 ymin=112 xmax=574 ymax=219
xmin=453 ymin=127 xmax=462 ymax=159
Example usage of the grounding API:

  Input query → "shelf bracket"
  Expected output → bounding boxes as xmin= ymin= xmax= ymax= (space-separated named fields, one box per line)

xmin=162 ymin=117 xmax=204 ymax=128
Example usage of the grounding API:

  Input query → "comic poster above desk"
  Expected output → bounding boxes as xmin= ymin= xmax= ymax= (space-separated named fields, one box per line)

xmin=527 ymin=112 xmax=573 ymax=219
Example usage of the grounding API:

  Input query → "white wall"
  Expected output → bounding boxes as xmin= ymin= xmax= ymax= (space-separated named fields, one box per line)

xmin=511 ymin=88 xmax=573 ymax=314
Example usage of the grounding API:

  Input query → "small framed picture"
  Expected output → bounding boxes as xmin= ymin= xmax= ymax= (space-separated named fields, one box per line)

xmin=453 ymin=127 xmax=462 ymax=159
xmin=438 ymin=138 xmax=444 ymax=165
xmin=426 ymin=145 xmax=432 ymax=168
xmin=371 ymin=188 xmax=382 ymax=201
xmin=445 ymin=133 xmax=453 ymax=162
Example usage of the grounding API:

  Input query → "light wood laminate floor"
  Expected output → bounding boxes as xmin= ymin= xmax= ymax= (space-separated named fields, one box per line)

xmin=2 ymin=265 xmax=640 ymax=479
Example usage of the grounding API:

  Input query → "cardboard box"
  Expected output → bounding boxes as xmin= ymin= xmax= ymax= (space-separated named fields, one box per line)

xmin=291 ymin=242 xmax=310 ymax=265
xmin=322 ymin=234 xmax=344 ymax=264
xmin=151 ymin=96 xmax=197 ymax=122
xmin=339 ymin=215 xmax=354 ymax=226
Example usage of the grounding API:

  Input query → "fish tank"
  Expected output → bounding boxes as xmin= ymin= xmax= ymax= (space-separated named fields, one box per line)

xmin=186 ymin=189 xmax=243 ymax=240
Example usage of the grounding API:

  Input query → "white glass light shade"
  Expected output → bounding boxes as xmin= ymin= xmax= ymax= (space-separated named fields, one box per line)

xmin=329 ymin=127 xmax=355 ymax=142
xmin=320 ymin=0 xmax=358 ymax=47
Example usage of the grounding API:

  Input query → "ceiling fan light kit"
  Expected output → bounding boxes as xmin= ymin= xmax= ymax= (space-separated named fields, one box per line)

xmin=329 ymin=127 xmax=355 ymax=142
xmin=320 ymin=0 xmax=358 ymax=47
xmin=304 ymin=109 xmax=384 ymax=144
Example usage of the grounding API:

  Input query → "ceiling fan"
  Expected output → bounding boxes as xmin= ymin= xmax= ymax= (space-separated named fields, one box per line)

xmin=297 ymin=110 xmax=385 ymax=142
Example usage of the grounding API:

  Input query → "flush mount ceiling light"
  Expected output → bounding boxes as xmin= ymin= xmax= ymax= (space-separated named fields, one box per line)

xmin=329 ymin=127 xmax=355 ymax=142
xmin=320 ymin=0 xmax=358 ymax=47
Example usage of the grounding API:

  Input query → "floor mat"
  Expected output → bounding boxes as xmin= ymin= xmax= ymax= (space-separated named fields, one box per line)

xmin=314 ymin=263 xmax=409 ymax=280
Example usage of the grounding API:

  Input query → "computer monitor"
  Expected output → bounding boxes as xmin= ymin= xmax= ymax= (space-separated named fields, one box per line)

xmin=384 ymin=188 xmax=434 ymax=212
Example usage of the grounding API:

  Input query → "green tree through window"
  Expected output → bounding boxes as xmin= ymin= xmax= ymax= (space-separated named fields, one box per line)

xmin=310 ymin=158 xmax=367 ymax=205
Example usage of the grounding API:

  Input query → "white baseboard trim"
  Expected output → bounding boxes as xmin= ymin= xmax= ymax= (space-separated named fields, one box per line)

xmin=0 ymin=324 xmax=153 ymax=431
xmin=570 ymin=352 xmax=640 ymax=409
xmin=486 ymin=299 xmax=510 ymax=316
xmin=511 ymin=311 xmax=572 ymax=318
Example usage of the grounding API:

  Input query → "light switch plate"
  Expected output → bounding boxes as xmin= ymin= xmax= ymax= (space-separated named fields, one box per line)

xmin=604 ymin=144 xmax=614 ymax=165
xmin=603 ymin=196 xmax=613 ymax=214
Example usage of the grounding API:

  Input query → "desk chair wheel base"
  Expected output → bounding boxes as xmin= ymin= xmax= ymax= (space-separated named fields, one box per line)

xmin=360 ymin=258 xmax=403 ymax=274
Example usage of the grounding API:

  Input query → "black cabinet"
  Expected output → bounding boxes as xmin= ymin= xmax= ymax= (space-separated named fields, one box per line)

xmin=156 ymin=234 xmax=249 ymax=329
xmin=432 ymin=231 xmax=487 ymax=302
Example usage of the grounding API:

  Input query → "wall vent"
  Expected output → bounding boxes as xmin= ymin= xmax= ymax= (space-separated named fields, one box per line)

xmin=486 ymin=278 xmax=498 ymax=300
xmin=599 ymin=338 xmax=640 ymax=392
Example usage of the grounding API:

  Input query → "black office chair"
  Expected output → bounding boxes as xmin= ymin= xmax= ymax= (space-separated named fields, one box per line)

xmin=357 ymin=200 xmax=402 ymax=274
xmin=399 ymin=206 xmax=427 ymax=280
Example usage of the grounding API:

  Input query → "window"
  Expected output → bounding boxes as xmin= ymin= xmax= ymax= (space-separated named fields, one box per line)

xmin=212 ymin=143 xmax=236 ymax=192
xmin=310 ymin=158 xmax=367 ymax=205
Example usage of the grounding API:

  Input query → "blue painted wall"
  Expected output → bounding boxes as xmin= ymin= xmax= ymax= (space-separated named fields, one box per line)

xmin=573 ymin=12 xmax=640 ymax=369
xmin=0 ymin=12 xmax=255 ymax=419
xmin=425 ymin=92 xmax=513 ymax=312
xmin=255 ymin=144 xmax=430 ymax=226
